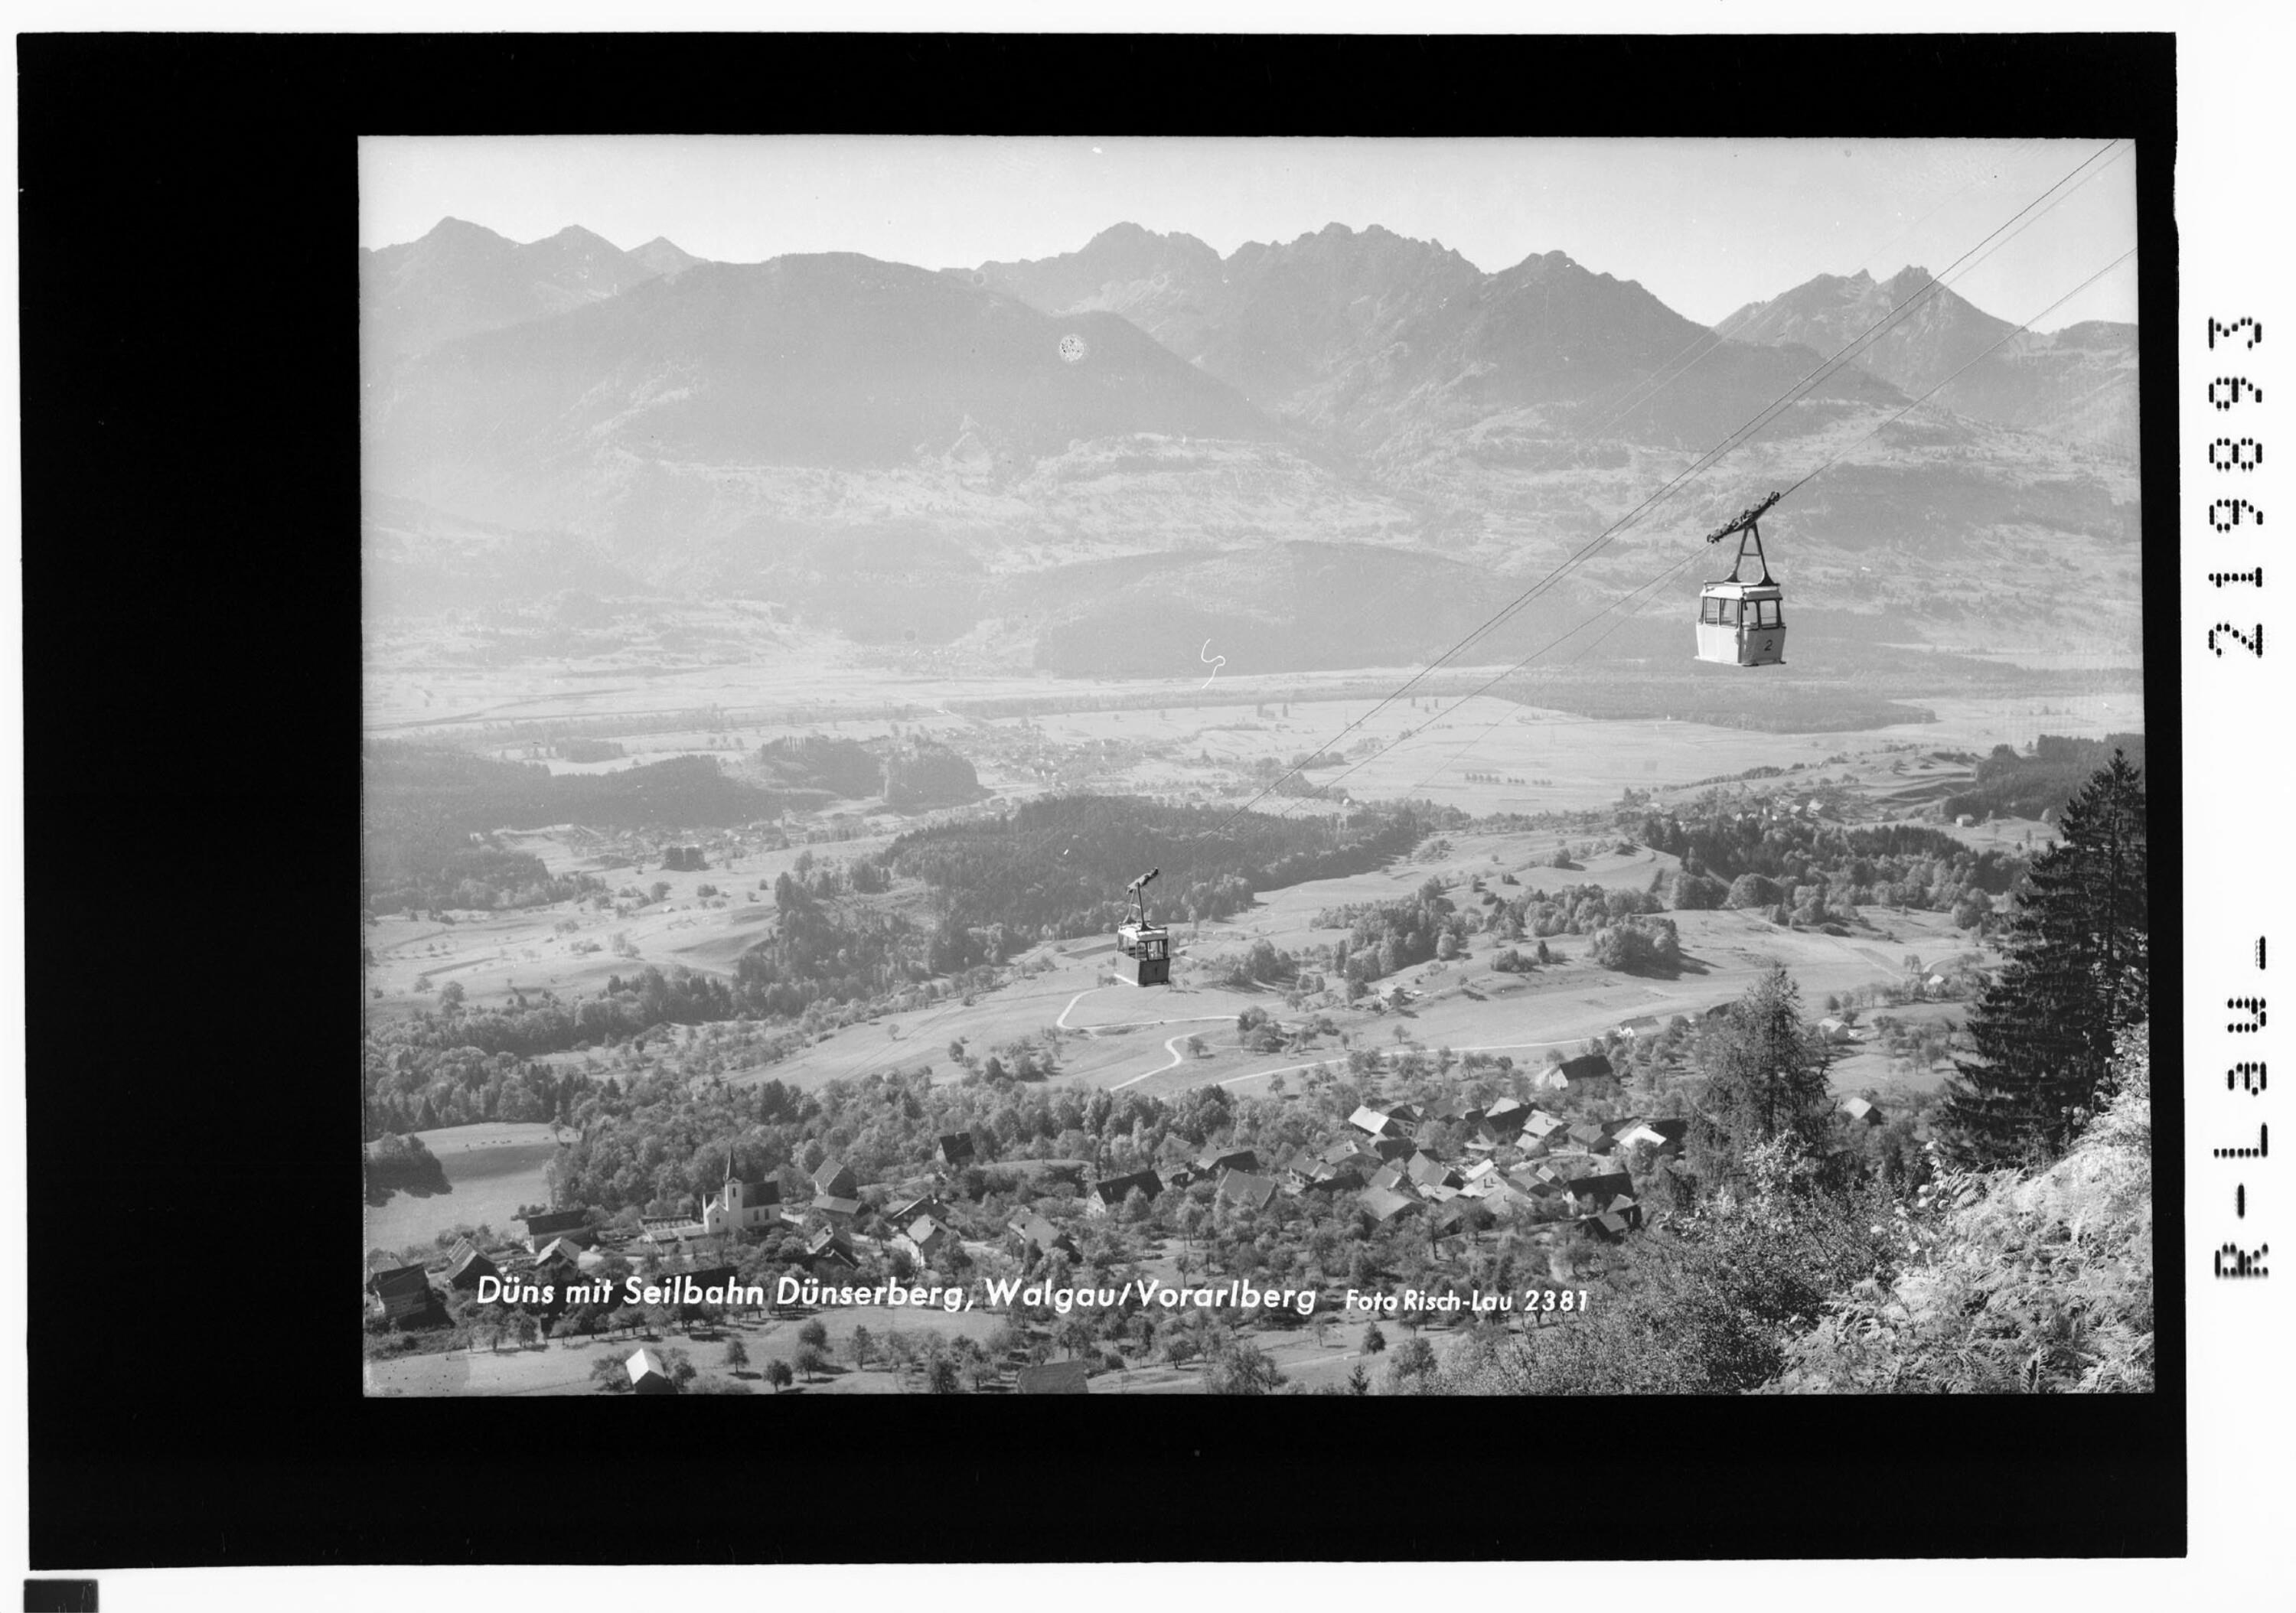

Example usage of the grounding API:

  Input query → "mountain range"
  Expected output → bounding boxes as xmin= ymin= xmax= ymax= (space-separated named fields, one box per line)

xmin=360 ymin=217 xmax=2141 ymax=673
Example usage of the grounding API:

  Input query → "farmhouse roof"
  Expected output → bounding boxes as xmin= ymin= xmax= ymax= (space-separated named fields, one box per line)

xmin=1088 ymin=1169 xmax=1163 ymax=1207
xmin=1197 ymin=1145 xmax=1258 ymax=1175
xmin=1216 ymin=1171 xmax=1280 ymax=1213
xmin=812 ymin=1159 xmax=859 ymax=1199
xmin=1405 ymin=1152 xmax=1462 ymax=1189
xmin=1016 ymin=1360 xmax=1091 ymax=1394
xmin=1348 ymin=1105 xmax=1400 ymax=1138
xmin=804 ymin=1229 xmax=856 ymax=1267
xmin=368 ymin=1265 xmax=430 ymax=1300
xmin=626 ymin=1348 xmax=670 ymax=1389
xmin=445 ymin=1240 xmax=497 ymax=1282
xmin=1009 ymin=1212 xmax=1072 ymax=1251
xmin=1840 ymin=1098 xmax=1885 ymax=1126
xmin=938 ymin=1132 xmax=976 ymax=1165
xmin=1567 ymin=1172 xmax=1636 ymax=1211
xmin=888 ymin=1194 xmax=954 ymax=1226
xmin=1521 ymin=1111 xmax=1566 ymax=1139
xmin=1557 ymin=1054 xmax=1615 ymax=1082
xmin=1486 ymin=1097 xmax=1527 ymax=1122
xmin=521 ymin=1209 xmax=590 ymax=1237
xmin=1359 ymin=1186 xmax=1423 ymax=1224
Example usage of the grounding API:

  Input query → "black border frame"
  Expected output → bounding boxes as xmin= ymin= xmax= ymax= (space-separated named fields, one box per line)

xmin=20 ymin=31 xmax=2181 ymax=1567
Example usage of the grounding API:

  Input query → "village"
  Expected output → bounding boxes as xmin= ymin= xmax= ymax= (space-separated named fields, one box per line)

xmin=366 ymin=989 xmax=1917 ymax=1396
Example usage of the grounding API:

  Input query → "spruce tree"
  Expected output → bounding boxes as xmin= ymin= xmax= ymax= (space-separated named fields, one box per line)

xmin=1942 ymin=751 xmax=2148 ymax=1166
xmin=1688 ymin=965 xmax=1834 ymax=1181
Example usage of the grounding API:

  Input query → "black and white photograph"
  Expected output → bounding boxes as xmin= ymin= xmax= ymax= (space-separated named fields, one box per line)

xmin=358 ymin=129 xmax=2155 ymax=1403
xmin=43 ymin=15 xmax=2279 ymax=1600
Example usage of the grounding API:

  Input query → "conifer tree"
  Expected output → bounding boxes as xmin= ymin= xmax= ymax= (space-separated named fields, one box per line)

xmin=1688 ymin=965 xmax=1834 ymax=1181
xmin=1941 ymin=751 xmax=2148 ymax=1166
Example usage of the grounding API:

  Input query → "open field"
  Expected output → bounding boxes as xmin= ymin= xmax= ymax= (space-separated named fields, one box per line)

xmin=364 ymin=1121 xmax=569 ymax=1254
xmin=720 ymin=842 xmax=1991 ymax=1102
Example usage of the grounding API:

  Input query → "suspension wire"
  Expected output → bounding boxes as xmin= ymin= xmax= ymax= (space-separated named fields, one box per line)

xmin=1293 ymin=243 xmax=2139 ymax=815
xmin=1576 ymin=137 xmax=2068 ymax=442
xmin=1191 ymin=140 xmax=2125 ymax=836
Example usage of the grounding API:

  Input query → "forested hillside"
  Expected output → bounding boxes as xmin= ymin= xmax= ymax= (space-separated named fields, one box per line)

xmin=364 ymin=745 xmax=784 ymax=912
xmin=889 ymin=795 xmax=1427 ymax=971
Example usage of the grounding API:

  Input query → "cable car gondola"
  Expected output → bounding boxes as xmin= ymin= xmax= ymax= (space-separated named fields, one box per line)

xmin=1694 ymin=490 xmax=1787 ymax=668
xmin=1114 ymin=868 xmax=1171 ymax=986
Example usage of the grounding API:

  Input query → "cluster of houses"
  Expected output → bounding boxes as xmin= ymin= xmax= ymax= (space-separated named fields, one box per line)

xmin=370 ymin=1070 xmax=1890 ymax=1331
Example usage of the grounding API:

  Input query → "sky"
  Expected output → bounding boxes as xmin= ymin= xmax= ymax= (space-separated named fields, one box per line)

xmin=360 ymin=135 xmax=2139 ymax=331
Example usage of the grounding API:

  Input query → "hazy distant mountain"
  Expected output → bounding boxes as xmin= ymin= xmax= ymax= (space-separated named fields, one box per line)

xmin=973 ymin=224 xmax=1900 ymax=455
xmin=1715 ymin=268 xmax=2138 ymax=451
xmin=360 ymin=217 xmax=709 ymax=363
xmin=361 ymin=218 xmax=2141 ymax=663
xmin=361 ymin=251 xmax=1397 ymax=569
xmin=971 ymin=221 xmax=1227 ymax=354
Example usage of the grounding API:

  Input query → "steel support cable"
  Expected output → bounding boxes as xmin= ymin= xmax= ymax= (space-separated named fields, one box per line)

xmin=1302 ymin=243 xmax=2139 ymax=810
xmin=1572 ymin=140 xmax=2118 ymax=461
xmin=1198 ymin=142 xmax=2125 ymax=836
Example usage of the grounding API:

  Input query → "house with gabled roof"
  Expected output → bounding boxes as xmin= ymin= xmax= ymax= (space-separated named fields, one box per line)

xmin=886 ymin=1194 xmax=954 ymax=1229
xmin=519 ymin=1208 xmax=592 ymax=1253
xmin=1838 ymin=1097 xmax=1886 ymax=1127
xmin=1084 ymin=1168 xmax=1163 ymax=1216
xmin=1566 ymin=1172 xmax=1636 ymax=1214
xmin=1405 ymin=1152 xmax=1463 ymax=1191
xmin=367 ymin=1264 xmax=436 ymax=1325
xmin=812 ymin=1159 xmax=860 ymax=1201
xmin=1521 ymin=1110 xmax=1567 ymax=1143
xmin=626 ymin=1347 xmax=675 ymax=1394
xmin=1359 ymin=1185 xmax=1422 ymax=1224
xmin=938 ymin=1132 xmax=976 ymax=1166
xmin=1371 ymin=1136 xmax=1415 ymax=1162
xmin=1558 ymin=1053 xmax=1616 ymax=1085
xmin=810 ymin=1193 xmax=863 ymax=1226
xmin=1617 ymin=1117 xmax=1690 ymax=1155
xmin=1348 ymin=1105 xmax=1404 ymax=1140
xmin=530 ymin=1238 xmax=584 ymax=1287
xmin=1368 ymin=1162 xmax=1415 ymax=1197
xmin=895 ymin=1213 xmax=956 ymax=1266
xmin=1009 ymin=1211 xmax=1077 ymax=1259
xmin=1215 ymin=1170 xmax=1280 ymax=1214
xmin=804 ymin=1227 xmax=857 ymax=1271
xmin=443 ymin=1237 xmax=499 ymax=1292
xmin=1016 ymin=1360 xmax=1090 ymax=1394
xmin=1197 ymin=1145 xmax=1258 ymax=1177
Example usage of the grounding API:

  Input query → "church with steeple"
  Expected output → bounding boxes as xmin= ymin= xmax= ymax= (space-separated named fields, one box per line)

xmin=638 ymin=1152 xmax=784 ymax=1243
